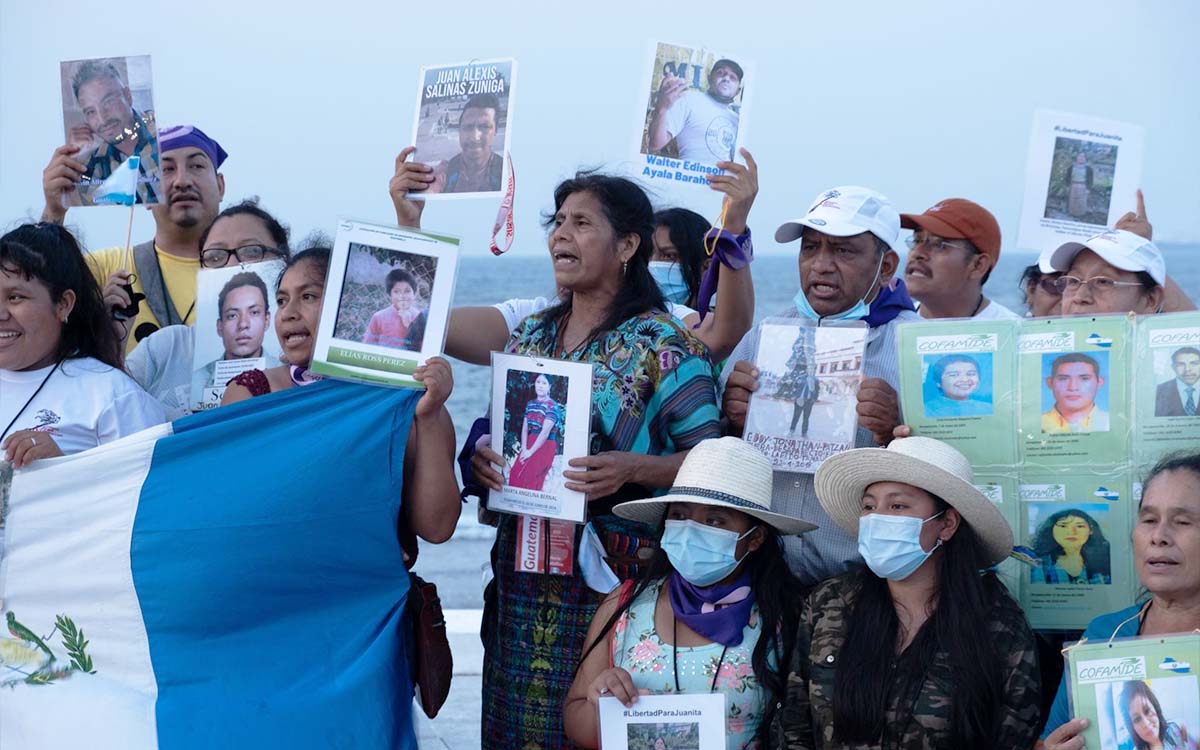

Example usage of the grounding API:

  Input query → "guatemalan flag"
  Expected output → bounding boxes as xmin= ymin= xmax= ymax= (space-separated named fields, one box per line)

xmin=0 ymin=380 xmax=421 ymax=749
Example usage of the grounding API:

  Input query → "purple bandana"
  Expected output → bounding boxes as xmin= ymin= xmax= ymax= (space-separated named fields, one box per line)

xmin=159 ymin=124 xmax=228 ymax=169
xmin=289 ymin=365 xmax=323 ymax=388
xmin=694 ymin=227 xmax=754 ymax=323
xmin=667 ymin=569 xmax=755 ymax=647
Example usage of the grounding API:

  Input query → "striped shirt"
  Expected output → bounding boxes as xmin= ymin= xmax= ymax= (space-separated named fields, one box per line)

xmin=719 ymin=305 xmax=920 ymax=586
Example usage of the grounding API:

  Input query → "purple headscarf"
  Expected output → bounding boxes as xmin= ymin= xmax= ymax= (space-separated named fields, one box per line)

xmin=159 ymin=125 xmax=228 ymax=169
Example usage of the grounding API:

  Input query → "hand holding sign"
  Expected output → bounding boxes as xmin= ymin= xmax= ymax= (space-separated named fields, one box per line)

xmin=1114 ymin=188 xmax=1153 ymax=241
xmin=389 ymin=147 xmax=432 ymax=228
xmin=708 ymin=148 xmax=759 ymax=234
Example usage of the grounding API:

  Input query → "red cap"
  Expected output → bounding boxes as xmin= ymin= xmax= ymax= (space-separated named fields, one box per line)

xmin=900 ymin=198 xmax=1002 ymax=264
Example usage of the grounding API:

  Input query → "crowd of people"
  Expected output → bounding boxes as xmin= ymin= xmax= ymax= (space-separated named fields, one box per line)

xmin=3 ymin=114 xmax=1199 ymax=750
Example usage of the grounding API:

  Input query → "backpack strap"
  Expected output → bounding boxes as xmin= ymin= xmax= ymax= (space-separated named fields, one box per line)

xmin=133 ymin=240 xmax=185 ymax=326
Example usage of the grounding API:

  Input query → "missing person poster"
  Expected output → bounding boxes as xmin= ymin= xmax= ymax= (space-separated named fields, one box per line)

xmin=598 ymin=693 xmax=727 ymax=750
xmin=1018 ymin=315 xmax=1132 ymax=471
xmin=1016 ymin=110 xmax=1146 ymax=252
xmin=189 ymin=260 xmax=286 ymax=411
xmin=897 ymin=319 xmax=1019 ymax=469
xmin=974 ymin=473 xmax=1022 ymax=597
xmin=743 ymin=320 xmax=867 ymax=473
xmin=488 ymin=353 xmax=593 ymax=523
xmin=1019 ymin=473 xmax=1135 ymax=630
xmin=311 ymin=220 xmax=459 ymax=388
xmin=1134 ymin=312 xmax=1200 ymax=469
xmin=636 ymin=41 xmax=752 ymax=191
xmin=59 ymin=55 xmax=161 ymax=207
xmin=409 ymin=58 xmax=515 ymax=199
xmin=1068 ymin=634 xmax=1200 ymax=750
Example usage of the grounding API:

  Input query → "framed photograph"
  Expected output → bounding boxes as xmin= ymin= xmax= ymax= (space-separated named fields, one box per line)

xmin=743 ymin=320 xmax=866 ymax=473
xmin=1018 ymin=474 xmax=1135 ymax=631
xmin=1016 ymin=110 xmax=1145 ymax=251
xmin=59 ymin=55 xmax=161 ymax=206
xmin=1067 ymin=634 xmax=1200 ymax=750
xmin=189 ymin=261 xmax=286 ymax=411
xmin=311 ymin=220 xmax=459 ymax=388
xmin=1018 ymin=315 xmax=1131 ymax=471
xmin=897 ymin=319 xmax=1020 ymax=469
xmin=1133 ymin=312 xmax=1200 ymax=469
xmin=635 ymin=41 xmax=752 ymax=191
xmin=599 ymin=693 xmax=726 ymax=750
xmin=488 ymin=353 xmax=592 ymax=523
xmin=409 ymin=57 xmax=516 ymax=199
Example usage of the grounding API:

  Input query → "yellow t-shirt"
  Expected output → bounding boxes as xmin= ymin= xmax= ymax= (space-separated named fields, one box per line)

xmin=86 ymin=245 xmax=199 ymax=353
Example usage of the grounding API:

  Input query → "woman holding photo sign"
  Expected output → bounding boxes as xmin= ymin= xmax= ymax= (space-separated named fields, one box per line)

xmin=563 ymin=438 xmax=813 ymax=750
xmin=388 ymin=146 xmax=758 ymax=364
xmin=468 ymin=174 xmax=722 ymax=748
xmin=1042 ymin=452 xmax=1200 ymax=750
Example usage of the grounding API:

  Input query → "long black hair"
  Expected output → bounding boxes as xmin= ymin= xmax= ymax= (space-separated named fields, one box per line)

xmin=578 ymin=515 xmax=802 ymax=743
xmin=653 ymin=208 xmax=710 ymax=308
xmin=831 ymin=498 xmax=1011 ymax=748
xmin=0 ymin=223 xmax=121 ymax=369
xmin=537 ymin=173 xmax=666 ymax=346
xmin=1031 ymin=508 xmax=1111 ymax=580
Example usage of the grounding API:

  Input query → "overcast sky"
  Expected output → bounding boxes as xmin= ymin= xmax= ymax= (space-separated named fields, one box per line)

xmin=2 ymin=0 xmax=1197 ymax=257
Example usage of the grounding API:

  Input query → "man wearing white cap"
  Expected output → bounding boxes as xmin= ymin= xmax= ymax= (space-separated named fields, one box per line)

xmin=1046 ymin=228 xmax=1165 ymax=316
xmin=720 ymin=185 xmax=919 ymax=585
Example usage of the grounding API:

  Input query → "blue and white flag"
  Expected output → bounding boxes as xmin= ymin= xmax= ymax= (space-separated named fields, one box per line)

xmin=91 ymin=155 xmax=141 ymax=206
xmin=0 ymin=380 xmax=420 ymax=749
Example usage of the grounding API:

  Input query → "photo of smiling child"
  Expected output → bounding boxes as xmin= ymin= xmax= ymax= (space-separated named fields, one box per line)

xmin=362 ymin=267 xmax=428 ymax=352
xmin=922 ymin=353 xmax=994 ymax=418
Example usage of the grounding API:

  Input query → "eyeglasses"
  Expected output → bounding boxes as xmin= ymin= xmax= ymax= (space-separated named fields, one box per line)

xmin=904 ymin=234 xmax=975 ymax=254
xmin=1052 ymin=275 xmax=1144 ymax=295
xmin=201 ymin=245 xmax=284 ymax=268
xmin=1036 ymin=277 xmax=1064 ymax=296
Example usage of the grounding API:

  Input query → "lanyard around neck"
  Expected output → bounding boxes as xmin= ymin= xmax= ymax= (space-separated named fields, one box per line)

xmin=2 ymin=361 xmax=60 ymax=441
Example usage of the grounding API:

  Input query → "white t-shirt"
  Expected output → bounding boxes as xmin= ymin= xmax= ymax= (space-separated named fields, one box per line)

xmin=662 ymin=89 xmax=739 ymax=163
xmin=973 ymin=299 xmax=1020 ymax=320
xmin=0 ymin=357 xmax=166 ymax=456
xmin=493 ymin=297 xmax=698 ymax=334
xmin=126 ymin=324 xmax=196 ymax=420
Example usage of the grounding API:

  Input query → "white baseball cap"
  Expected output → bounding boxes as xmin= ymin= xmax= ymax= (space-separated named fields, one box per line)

xmin=775 ymin=185 xmax=901 ymax=249
xmin=1048 ymin=229 xmax=1166 ymax=286
xmin=1036 ymin=247 xmax=1057 ymax=274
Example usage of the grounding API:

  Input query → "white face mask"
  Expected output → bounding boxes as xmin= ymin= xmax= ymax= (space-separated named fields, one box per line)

xmin=856 ymin=511 xmax=945 ymax=581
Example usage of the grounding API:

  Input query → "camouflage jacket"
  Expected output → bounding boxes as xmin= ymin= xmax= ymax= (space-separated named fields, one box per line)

xmin=770 ymin=570 xmax=1041 ymax=750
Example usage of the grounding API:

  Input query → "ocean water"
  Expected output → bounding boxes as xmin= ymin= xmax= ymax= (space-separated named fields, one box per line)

xmin=442 ymin=244 xmax=1200 ymax=453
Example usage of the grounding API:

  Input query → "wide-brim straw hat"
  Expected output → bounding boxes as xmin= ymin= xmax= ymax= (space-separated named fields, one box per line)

xmin=613 ymin=437 xmax=817 ymax=536
xmin=813 ymin=436 xmax=1013 ymax=566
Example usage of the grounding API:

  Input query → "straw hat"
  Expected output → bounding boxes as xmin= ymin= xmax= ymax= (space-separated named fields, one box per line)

xmin=613 ymin=437 xmax=817 ymax=536
xmin=813 ymin=436 xmax=1013 ymax=566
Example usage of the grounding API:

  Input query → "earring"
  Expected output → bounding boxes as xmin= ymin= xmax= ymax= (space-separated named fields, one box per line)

xmin=622 ymin=260 xmax=628 ymax=276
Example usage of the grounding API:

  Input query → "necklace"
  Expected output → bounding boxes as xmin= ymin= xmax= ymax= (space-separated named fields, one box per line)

xmin=672 ymin=614 xmax=728 ymax=694
xmin=2 ymin=361 xmax=60 ymax=441
xmin=970 ymin=295 xmax=985 ymax=317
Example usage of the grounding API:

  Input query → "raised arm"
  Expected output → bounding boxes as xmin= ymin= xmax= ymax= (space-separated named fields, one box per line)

xmin=403 ymin=356 xmax=461 ymax=543
xmin=694 ymin=148 xmax=759 ymax=361
xmin=444 ymin=306 xmax=512 ymax=365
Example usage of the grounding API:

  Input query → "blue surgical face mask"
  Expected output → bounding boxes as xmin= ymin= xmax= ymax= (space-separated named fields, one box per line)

xmin=857 ymin=511 xmax=945 ymax=581
xmin=793 ymin=244 xmax=884 ymax=321
xmin=649 ymin=261 xmax=691 ymax=304
xmin=660 ymin=519 xmax=757 ymax=587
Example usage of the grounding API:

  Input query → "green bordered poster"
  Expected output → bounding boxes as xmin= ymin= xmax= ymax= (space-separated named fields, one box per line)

xmin=897 ymin=318 xmax=1019 ymax=469
xmin=1067 ymin=632 xmax=1200 ymax=750
xmin=1133 ymin=312 xmax=1200 ymax=470
xmin=1018 ymin=315 xmax=1132 ymax=472
xmin=1019 ymin=472 xmax=1135 ymax=630
xmin=311 ymin=219 xmax=460 ymax=388
xmin=974 ymin=472 xmax=1021 ymax=597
